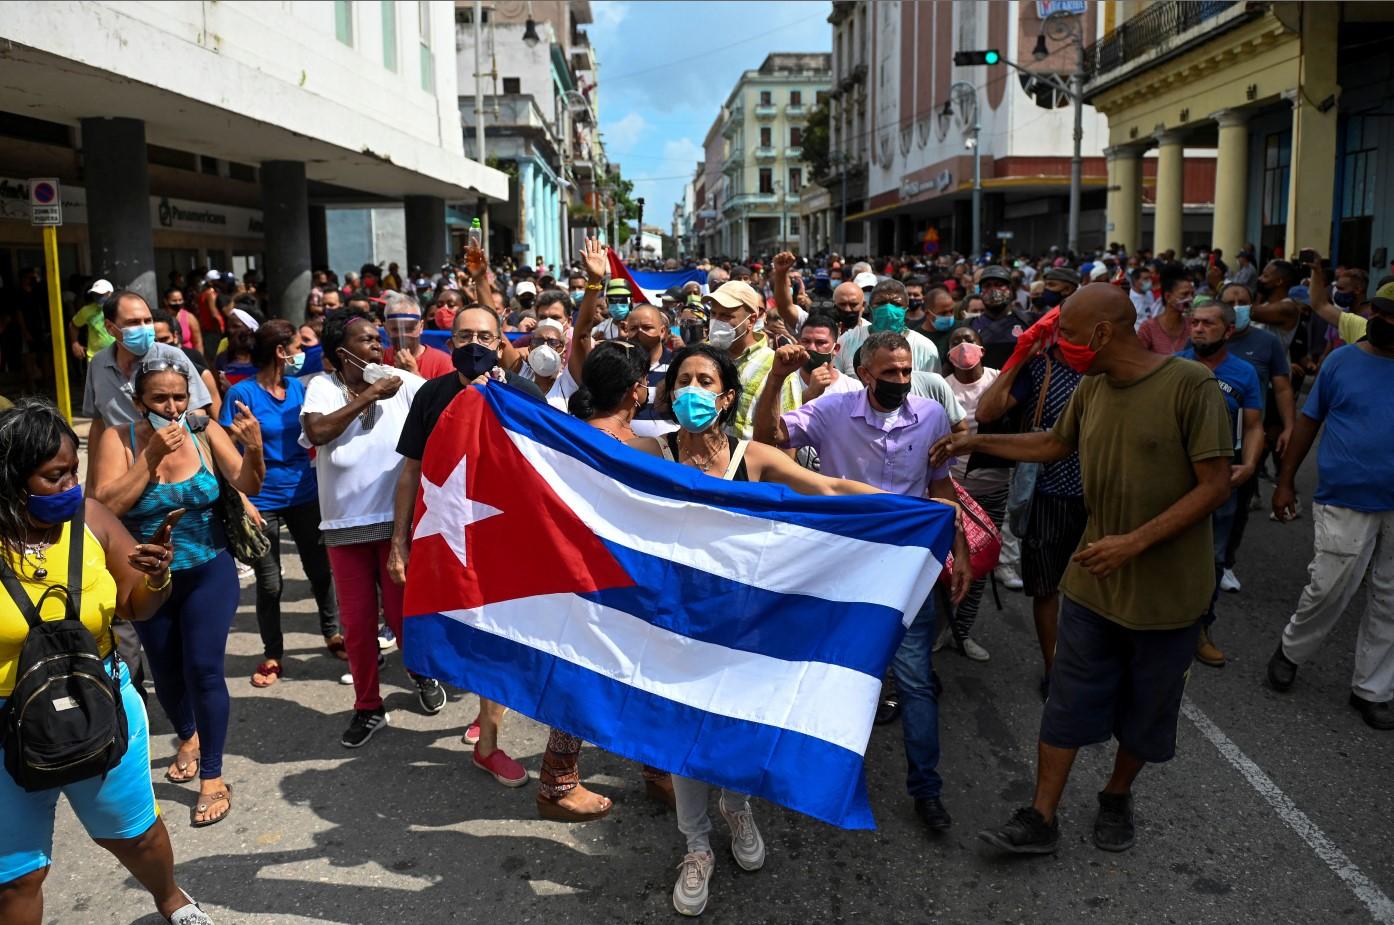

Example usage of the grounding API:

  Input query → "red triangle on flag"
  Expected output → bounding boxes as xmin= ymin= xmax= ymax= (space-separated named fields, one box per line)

xmin=606 ymin=247 xmax=652 ymax=305
xmin=403 ymin=386 xmax=634 ymax=617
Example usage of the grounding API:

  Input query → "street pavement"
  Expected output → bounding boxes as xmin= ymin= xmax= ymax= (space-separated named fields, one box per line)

xmin=43 ymin=455 xmax=1394 ymax=925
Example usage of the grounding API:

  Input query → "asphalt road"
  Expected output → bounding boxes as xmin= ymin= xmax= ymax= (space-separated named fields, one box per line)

xmin=41 ymin=456 xmax=1394 ymax=925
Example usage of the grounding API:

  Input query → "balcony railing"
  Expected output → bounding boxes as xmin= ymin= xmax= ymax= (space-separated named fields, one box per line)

xmin=754 ymin=104 xmax=778 ymax=119
xmin=784 ymin=146 xmax=803 ymax=160
xmin=1084 ymin=1 xmax=1251 ymax=84
xmin=785 ymin=104 xmax=807 ymax=119
xmin=754 ymin=146 xmax=778 ymax=161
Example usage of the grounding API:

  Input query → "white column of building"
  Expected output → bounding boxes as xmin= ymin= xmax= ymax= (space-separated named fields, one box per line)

xmin=519 ymin=160 xmax=534 ymax=265
xmin=1153 ymin=131 xmax=1186 ymax=256
xmin=1210 ymin=110 xmax=1249 ymax=259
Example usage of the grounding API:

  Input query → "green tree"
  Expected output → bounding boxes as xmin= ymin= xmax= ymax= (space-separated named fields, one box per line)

xmin=801 ymin=101 xmax=830 ymax=181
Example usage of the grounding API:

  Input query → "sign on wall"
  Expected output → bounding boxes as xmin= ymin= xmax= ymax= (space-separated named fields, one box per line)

xmin=29 ymin=178 xmax=62 ymax=226
xmin=1036 ymin=0 xmax=1087 ymax=16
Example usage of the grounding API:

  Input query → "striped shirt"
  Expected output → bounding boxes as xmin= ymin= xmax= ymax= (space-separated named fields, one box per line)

xmin=727 ymin=337 xmax=776 ymax=441
xmin=633 ymin=347 xmax=676 ymax=439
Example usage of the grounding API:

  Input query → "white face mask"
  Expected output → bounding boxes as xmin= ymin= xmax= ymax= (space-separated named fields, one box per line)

xmin=362 ymin=362 xmax=396 ymax=384
xmin=707 ymin=317 xmax=748 ymax=351
xmin=147 ymin=410 xmax=187 ymax=430
xmin=529 ymin=344 xmax=562 ymax=378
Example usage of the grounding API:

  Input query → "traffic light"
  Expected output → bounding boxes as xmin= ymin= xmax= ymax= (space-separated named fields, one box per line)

xmin=954 ymin=49 xmax=1001 ymax=66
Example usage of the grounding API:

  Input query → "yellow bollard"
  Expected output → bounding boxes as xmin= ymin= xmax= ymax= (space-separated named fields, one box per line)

xmin=43 ymin=225 xmax=72 ymax=422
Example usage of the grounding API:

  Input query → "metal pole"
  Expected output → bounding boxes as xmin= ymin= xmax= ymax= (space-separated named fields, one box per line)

xmin=43 ymin=226 xmax=71 ymax=422
xmin=971 ymin=122 xmax=982 ymax=259
xmin=839 ymin=157 xmax=847 ymax=256
xmin=473 ymin=0 xmax=489 ymax=253
xmin=557 ymin=95 xmax=568 ymax=262
xmin=1068 ymin=69 xmax=1083 ymax=255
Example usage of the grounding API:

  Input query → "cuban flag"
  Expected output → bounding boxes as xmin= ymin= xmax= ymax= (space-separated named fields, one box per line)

xmin=401 ymin=382 xmax=956 ymax=829
xmin=607 ymin=248 xmax=709 ymax=304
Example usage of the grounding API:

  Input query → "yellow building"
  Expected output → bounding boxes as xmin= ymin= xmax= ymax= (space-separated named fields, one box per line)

xmin=1087 ymin=0 xmax=1393 ymax=274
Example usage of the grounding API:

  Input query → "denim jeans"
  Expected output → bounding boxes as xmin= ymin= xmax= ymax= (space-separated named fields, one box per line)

xmin=252 ymin=499 xmax=340 ymax=659
xmin=1203 ymin=490 xmax=1239 ymax=628
xmin=891 ymin=590 xmax=942 ymax=800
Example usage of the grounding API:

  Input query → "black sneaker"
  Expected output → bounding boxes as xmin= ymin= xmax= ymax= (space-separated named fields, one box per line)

xmin=979 ymin=807 xmax=1059 ymax=855
xmin=413 ymin=676 xmax=446 ymax=715
xmin=1092 ymin=791 xmax=1135 ymax=852
xmin=341 ymin=708 xmax=388 ymax=748
xmin=914 ymin=797 xmax=952 ymax=832
xmin=1267 ymin=644 xmax=1298 ymax=692
xmin=1349 ymin=694 xmax=1394 ymax=731
xmin=875 ymin=695 xmax=901 ymax=725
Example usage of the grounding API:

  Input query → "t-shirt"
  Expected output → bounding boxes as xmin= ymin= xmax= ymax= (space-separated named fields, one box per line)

xmin=181 ymin=346 xmax=209 ymax=375
xmin=383 ymin=344 xmax=454 ymax=379
xmin=1225 ymin=324 xmax=1290 ymax=409
xmin=633 ymin=347 xmax=677 ymax=439
xmin=1009 ymin=349 xmax=1084 ymax=497
xmin=948 ymin=368 xmax=1010 ymax=492
xmin=71 ymin=301 xmax=115 ymax=358
xmin=779 ymin=367 xmax=863 ymax=408
xmin=1302 ymin=344 xmax=1394 ymax=512
xmin=300 ymin=370 xmax=425 ymax=529
xmin=1175 ymin=349 xmax=1262 ymax=451
xmin=1052 ymin=357 xmax=1233 ymax=630
xmin=397 ymin=371 xmax=546 ymax=461
xmin=1137 ymin=316 xmax=1191 ymax=356
xmin=969 ymin=309 xmax=1034 ymax=369
xmin=220 ymin=376 xmax=319 ymax=511
xmin=82 ymin=341 xmax=213 ymax=425
xmin=1337 ymin=311 xmax=1368 ymax=345
xmin=836 ymin=325 xmax=941 ymax=375
xmin=911 ymin=370 xmax=967 ymax=427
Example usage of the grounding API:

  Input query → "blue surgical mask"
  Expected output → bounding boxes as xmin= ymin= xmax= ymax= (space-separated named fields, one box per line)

xmin=571 ymin=290 xmax=585 ymax=304
xmin=870 ymin=304 xmax=907 ymax=333
xmin=672 ymin=385 xmax=720 ymax=433
xmin=284 ymin=352 xmax=306 ymax=375
xmin=27 ymin=483 xmax=83 ymax=525
xmin=122 ymin=323 xmax=155 ymax=356
xmin=1233 ymin=305 xmax=1252 ymax=331
xmin=932 ymin=314 xmax=956 ymax=332
xmin=607 ymin=301 xmax=631 ymax=322
xmin=147 ymin=409 xmax=187 ymax=431
xmin=1333 ymin=290 xmax=1357 ymax=310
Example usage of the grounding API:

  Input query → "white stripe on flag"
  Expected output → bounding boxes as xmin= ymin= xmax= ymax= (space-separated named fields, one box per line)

xmin=507 ymin=430 xmax=943 ymax=616
xmin=440 ymin=593 xmax=881 ymax=755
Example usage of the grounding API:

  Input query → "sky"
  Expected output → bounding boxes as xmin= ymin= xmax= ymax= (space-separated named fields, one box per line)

xmin=586 ymin=0 xmax=831 ymax=230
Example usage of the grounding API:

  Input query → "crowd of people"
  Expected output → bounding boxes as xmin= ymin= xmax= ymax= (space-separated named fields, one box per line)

xmin=0 ymin=233 xmax=1390 ymax=923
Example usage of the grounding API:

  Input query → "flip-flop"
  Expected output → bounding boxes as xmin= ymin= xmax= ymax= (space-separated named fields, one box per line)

xmin=191 ymin=784 xmax=232 ymax=828
xmin=250 ymin=660 xmax=282 ymax=688
xmin=164 ymin=752 xmax=200 ymax=784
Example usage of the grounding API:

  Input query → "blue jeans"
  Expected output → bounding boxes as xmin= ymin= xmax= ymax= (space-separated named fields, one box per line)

xmin=1204 ymin=491 xmax=1239 ymax=627
xmin=891 ymin=590 xmax=942 ymax=800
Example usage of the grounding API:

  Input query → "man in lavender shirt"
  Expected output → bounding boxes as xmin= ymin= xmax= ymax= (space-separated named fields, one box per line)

xmin=754 ymin=330 xmax=971 ymax=835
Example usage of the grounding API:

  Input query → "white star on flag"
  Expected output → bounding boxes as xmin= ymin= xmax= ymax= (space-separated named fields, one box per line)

xmin=412 ymin=454 xmax=502 ymax=568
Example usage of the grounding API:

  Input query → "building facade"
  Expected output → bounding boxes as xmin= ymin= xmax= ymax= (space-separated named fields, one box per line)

xmin=702 ymin=53 xmax=831 ymax=259
xmin=455 ymin=0 xmax=609 ymax=271
xmin=0 ymin=0 xmax=506 ymax=317
xmin=1087 ymin=0 xmax=1393 ymax=275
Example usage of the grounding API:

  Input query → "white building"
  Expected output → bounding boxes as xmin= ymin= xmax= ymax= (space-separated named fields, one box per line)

xmin=0 ymin=0 xmax=507 ymax=315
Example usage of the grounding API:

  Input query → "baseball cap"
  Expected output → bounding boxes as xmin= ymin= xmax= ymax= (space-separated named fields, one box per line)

xmin=1044 ymin=266 xmax=1082 ymax=287
xmin=414 ymin=277 xmax=431 ymax=290
xmin=1370 ymin=281 xmax=1394 ymax=315
xmin=515 ymin=280 xmax=538 ymax=296
xmin=980 ymin=266 xmax=1012 ymax=285
xmin=535 ymin=318 xmax=565 ymax=336
xmin=605 ymin=279 xmax=632 ymax=299
xmin=662 ymin=286 xmax=685 ymax=305
xmin=88 ymin=278 xmax=114 ymax=297
xmin=204 ymin=269 xmax=220 ymax=282
xmin=704 ymin=281 xmax=762 ymax=313
xmin=853 ymin=271 xmax=879 ymax=290
xmin=1089 ymin=264 xmax=1110 ymax=281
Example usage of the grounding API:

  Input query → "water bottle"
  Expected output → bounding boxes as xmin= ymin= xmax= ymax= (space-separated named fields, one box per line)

xmin=468 ymin=217 xmax=482 ymax=251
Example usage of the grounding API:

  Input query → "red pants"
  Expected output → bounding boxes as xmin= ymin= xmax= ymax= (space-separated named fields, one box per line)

xmin=327 ymin=540 xmax=404 ymax=712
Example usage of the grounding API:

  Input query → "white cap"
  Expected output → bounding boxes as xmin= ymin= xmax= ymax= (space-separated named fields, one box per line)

xmin=515 ymin=280 xmax=538 ymax=296
xmin=535 ymin=318 xmax=564 ymax=336
xmin=205 ymin=269 xmax=221 ymax=281
xmin=1090 ymin=264 xmax=1110 ymax=281
xmin=88 ymin=278 xmax=114 ymax=296
xmin=853 ymin=271 xmax=878 ymax=290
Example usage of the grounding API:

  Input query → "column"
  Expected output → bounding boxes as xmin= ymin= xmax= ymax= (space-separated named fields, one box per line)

xmin=260 ymin=160 xmax=311 ymax=324
xmin=404 ymin=196 xmax=447 ymax=274
xmin=1285 ymin=9 xmax=1338 ymax=257
xmin=1210 ymin=110 xmax=1249 ymax=259
xmin=1105 ymin=146 xmax=1142 ymax=255
xmin=81 ymin=117 xmax=156 ymax=304
xmin=1152 ymin=130 xmax=1185 ymax=257
xmin=308 ymin=204 xmax=329 ymax=271
xmin=518 ymin=161 xmax=534 ymax=265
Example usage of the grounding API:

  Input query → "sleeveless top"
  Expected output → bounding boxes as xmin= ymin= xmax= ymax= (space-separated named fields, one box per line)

xmin=177 ymin=308 xmax=194 ymax=349
xmin=0 ymin=522 xmax=117 ymax=697
xmin=122 ymin=422 xmax=224 ymax=571
xmin=662 ymin=433 xmax=750 ymax=482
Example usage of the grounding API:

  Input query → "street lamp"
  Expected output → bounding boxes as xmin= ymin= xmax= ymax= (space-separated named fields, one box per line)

xmin=1034 ymin=10 xmax=1086 ymax=255
xmin=522 ymin=1 xmax=540 ymax=47
xmin=943 ymin=80 xmax=980 ymax=258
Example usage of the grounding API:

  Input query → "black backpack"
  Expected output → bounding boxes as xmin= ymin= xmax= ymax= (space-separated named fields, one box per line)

xmin=1 ymin=504 xmax=128 ymax=792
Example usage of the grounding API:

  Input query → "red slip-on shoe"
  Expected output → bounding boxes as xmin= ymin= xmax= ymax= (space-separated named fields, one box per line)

xmin=473 ymin=748 xmax=528 ymax=788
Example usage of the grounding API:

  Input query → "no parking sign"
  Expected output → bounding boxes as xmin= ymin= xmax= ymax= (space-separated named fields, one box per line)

xmin=29 ymin=177 xmax=62 ymax=226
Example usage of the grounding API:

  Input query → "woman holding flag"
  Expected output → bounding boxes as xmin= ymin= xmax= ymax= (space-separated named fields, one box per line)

xmin=629 ymin=343 xmax=890 ymax=918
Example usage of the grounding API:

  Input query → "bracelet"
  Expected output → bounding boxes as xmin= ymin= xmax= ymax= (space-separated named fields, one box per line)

xmin=144 ymin=570 xmax=172 ymax=592
xmin=585 ymin=281 xmax=604 ymax=291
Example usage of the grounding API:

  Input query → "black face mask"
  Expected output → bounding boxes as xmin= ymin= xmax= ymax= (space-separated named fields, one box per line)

xmin=680 ymin=319 xmax=707 ymax=345
xmin=453 ymin=343 xmax=498 ymax=379
xmin=872 ymin=377 xmax=912 ymax=409
xmin=907 ymin=298 xmax=924 ymax=312
xmin=836 ymin=309 xmax=862 ymax=329
xmin=1192 ymin=338 xmax=1225 ymax=358
xmin=1368 ymin=314 xmax=1394 ymax=350
xmin=518 ymin=295 xmax=535 ymax=309
xmin=1039 ymin=289 xmax=1064 ymax=308
xmin=804 ymin=350 xmax=835 ymax=373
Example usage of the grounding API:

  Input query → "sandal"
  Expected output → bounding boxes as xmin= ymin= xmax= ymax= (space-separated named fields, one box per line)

xmin=537 ymin=784 xmax=613 ymax=822
xmin=325 ymin=634 xmax=349 ymax=661
xmin=191 ymin=784 xmax=232 ymax=828
xmin=251 ymin=660 xmax=282 ymax=688
xmin=164 ymin=750 xmax=200 ymax=784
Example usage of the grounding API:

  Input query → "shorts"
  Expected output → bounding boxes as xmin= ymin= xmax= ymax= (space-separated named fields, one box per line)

xmin=1020 ymin=492 xmax=1089 ymax=597
xmin=1039 ymin=597 xmax=1199 ymax=764
xmin=0 ymin=660 xmax=159 ymax=883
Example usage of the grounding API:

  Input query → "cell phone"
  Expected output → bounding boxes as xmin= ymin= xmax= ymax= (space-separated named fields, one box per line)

xmin=1299 ymin=248 xmax=1317 ymax=266
xmin=150 ymin=508 xmax=186 ymax=545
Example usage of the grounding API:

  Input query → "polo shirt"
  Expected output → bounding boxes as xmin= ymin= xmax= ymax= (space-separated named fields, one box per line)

xmin=779 ymin=390 xmax=951 ymax=497
xmin=81 ymin=341 xmax=213 ymax=426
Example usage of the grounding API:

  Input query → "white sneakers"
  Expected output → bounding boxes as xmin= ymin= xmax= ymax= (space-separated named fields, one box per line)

xmin=960 ymin=637 xmax=991 ymax=661
xmin=995 ymin=566 xmax=1024 ymax=590
xmin=673 ymin=798 xmax=766 ymax=916
xmin=1219 ymin=568 xmax=1241 ymax=593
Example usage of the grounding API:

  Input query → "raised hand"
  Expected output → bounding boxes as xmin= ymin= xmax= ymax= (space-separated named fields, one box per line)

xmin=771 ymin=343 xmax=808 ymax=378
xmin=580 ymin=236 xmax=607 ymax=281
xmin=772 ymin=251 xmax=796 ymax=275
xmin=227 ymin=400 xmax=262 ymax=451
xmin=143 ymin=420 xmax=185 ymax=466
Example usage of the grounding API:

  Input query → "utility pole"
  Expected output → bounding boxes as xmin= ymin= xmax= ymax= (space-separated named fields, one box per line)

xmin=635 ymin=196 xmax=645 ymax=260
xmin=472 ymin=0 xmax=489 ymax=254
xmin=1067 ymin=68 xmax=1084 ymax=255
xmin=838 ymin=154 xmax=848 ymax=256
xmin=971 ymin=121 xmax=982 ymax=259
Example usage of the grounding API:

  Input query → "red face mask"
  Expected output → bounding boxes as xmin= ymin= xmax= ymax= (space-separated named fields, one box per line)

xmin=1055 ymin=324 xmax=1102 ymax=373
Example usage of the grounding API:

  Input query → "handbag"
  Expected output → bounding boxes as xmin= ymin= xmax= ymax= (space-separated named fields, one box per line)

xmin=1 ymin=503 xmax=129 ymax=792
xmin=1006 ymin=355 xmax=1053 ymax=537
xmin=195 ymin=427 xmax=271 ymax=566
xmin=938 ymin=478 xmax=1003 ymax=585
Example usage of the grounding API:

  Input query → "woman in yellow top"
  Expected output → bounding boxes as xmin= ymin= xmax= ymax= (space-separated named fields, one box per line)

xmin=0 ymin=400 xmax=214 ymax=925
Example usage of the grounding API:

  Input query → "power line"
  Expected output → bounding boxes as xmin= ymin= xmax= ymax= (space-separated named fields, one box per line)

xmin=601 ymin=11 xmax=826 ymax=81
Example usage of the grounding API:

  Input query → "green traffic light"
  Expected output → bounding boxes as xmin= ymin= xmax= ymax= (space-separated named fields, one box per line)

xmin=985 ymin=50 xmax=1000 ymax=64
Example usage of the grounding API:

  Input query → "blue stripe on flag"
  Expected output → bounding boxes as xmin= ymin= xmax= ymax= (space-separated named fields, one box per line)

xmin=629 ymin=268 xmax=709 ymax=292
xmin=480 ymin=382 xmax=955 ymax=555
xmin=592 ymin=539 xmax=903 ymax=677
xmin=405 ymin=611 xmax=877 ymax=829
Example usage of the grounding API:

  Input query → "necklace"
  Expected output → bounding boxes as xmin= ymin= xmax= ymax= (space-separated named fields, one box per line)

xmin=336 ymin=374 xmax=379 ymax=431
xmin=681 ymin=433 xmax=728 ymax=474
xmin=22 ymin=539 xmax=54 ymax=580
